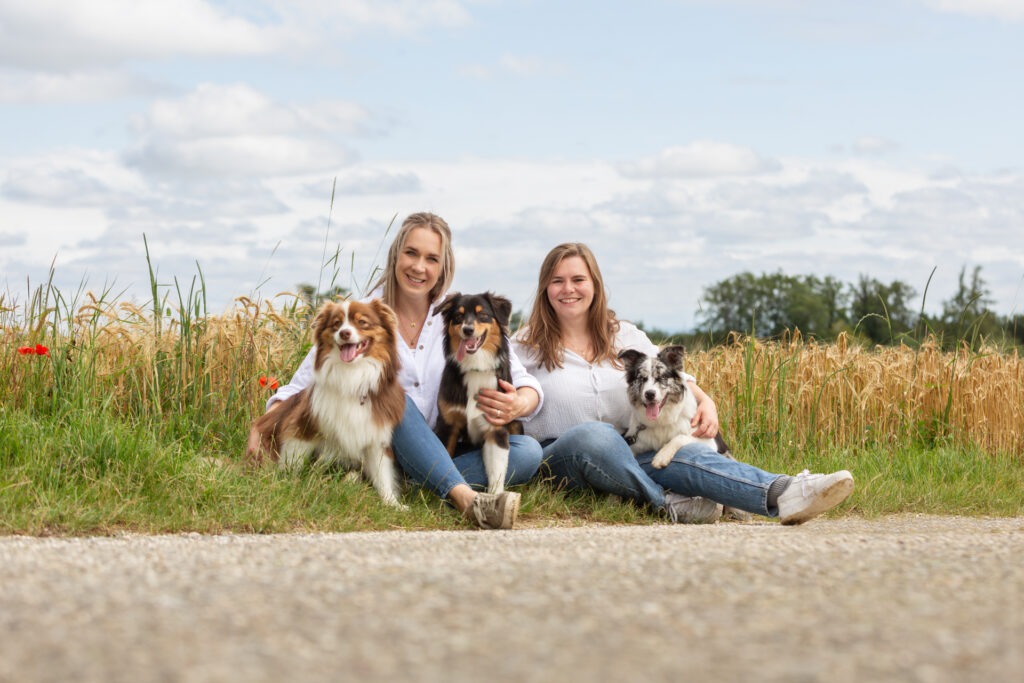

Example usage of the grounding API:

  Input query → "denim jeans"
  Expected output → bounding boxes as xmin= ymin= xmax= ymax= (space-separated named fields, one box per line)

xmin=392 ymin=396 xmax=543 ymax=499
xmin=540 ymin=422 xmax=666 ymax=508
xmin=541 ymin=421 xmax=784 ymax=516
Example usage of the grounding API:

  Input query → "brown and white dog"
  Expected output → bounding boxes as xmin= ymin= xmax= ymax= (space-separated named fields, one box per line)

xmin=250 ymin=299 xmax=407 ymax=507
xmin=434 ymin=291 xmax=523 ymax=494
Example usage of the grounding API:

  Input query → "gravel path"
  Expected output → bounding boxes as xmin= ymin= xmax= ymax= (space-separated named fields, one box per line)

xmin=1 ymin=515 xmax=1022 ymax=683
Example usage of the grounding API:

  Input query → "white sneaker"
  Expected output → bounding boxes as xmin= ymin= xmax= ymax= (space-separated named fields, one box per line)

xmin=777 ymin=470 xmax=854 ymax=525
xmin=469 ymin=491 xmax=520 ymax=529
xmin=664 ymin=492 xmax=722 ymax=524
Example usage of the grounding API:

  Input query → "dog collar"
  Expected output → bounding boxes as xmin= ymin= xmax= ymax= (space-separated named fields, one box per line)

xmin=622 ymin=424 xmax=646 ymax=446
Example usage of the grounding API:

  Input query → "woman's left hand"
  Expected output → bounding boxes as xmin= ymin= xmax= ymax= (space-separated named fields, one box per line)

xmin=477 ymin=379 xmax=525 ymax=426
xmin=689 ymin=383 xmax=720 ymax=438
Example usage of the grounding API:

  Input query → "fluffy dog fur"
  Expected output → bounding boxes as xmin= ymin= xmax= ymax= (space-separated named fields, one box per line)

xmin=619 ymin=345 xmax=730 ymax=467
xmin=435 ymin=291 xmax=523 ymax=494
xmin=619 ymin=345 xmax=750 ymax=520
xmin=250 ymin=299 xmax=407 ymax=507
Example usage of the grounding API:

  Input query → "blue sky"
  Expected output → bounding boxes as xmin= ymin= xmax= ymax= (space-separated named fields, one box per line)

xmin=2 ymin=0 xmax=1023 ymax=331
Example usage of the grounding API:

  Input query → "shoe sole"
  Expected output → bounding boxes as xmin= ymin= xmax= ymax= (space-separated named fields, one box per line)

xmin=781 ymin=475 xmax=854 ymax=525
xmin=501 ymin=492 xmax=521 ymax=529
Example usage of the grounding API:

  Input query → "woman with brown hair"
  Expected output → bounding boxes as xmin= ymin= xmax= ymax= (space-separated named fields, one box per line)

xmin=513 ymin=242 xmax=854 ymax=524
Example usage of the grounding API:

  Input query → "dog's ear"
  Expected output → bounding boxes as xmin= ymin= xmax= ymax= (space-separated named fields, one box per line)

xmin=371 ymin=299 xmax=398 ymax=336
xmin=312 ymin=301 xmax=335 ymax=340
xmin=436 ymin=292 xmax=460 ymax=319
xmin=617 ymin=348 xmax=645 ymax=369
xmin=485 ymin=292 xmax=513 ymax=330
xmin=658 ymin=345 xmax=686 ymax=371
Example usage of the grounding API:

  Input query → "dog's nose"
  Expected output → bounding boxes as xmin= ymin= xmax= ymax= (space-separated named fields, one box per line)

xmin=339 ymin=329 xmax=352 ymax=341
xmin=644 ymin=389 xmax=656 ymax=402
xmin=461 ymin=324 xmax=475 ymax=337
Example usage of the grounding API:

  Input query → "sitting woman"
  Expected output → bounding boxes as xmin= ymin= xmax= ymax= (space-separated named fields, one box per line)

xmin=512 ymin=242 xmax=854 ymax=524
xmin=248 ymin=212 xmax=544 ymax=529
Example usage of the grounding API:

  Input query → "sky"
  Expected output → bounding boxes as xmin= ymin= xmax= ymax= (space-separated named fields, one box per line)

xmin=2 ymin=0 xmax=1023 ymax=332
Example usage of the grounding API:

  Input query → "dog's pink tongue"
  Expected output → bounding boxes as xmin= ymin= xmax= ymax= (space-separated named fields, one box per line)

xmin=340 ymin=344 xmax=359 ymax=362
xmin=457 ymin=339 xmax=471 ymax=362
xmin=645 ymin=403 xmax=661 ymax=420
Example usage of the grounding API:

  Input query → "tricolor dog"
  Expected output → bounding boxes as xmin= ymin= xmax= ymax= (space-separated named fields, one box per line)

xmin=435 ymin=291 xmax=523 ymax=494
xmin=249 ymin=299 xmax=407 ymax=507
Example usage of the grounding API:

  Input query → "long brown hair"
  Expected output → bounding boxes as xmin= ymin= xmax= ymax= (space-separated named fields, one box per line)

xmin=370 ymin=212 xmax=455 ymax=308
xmin=519 ymin=242 xmax=620 ymax=371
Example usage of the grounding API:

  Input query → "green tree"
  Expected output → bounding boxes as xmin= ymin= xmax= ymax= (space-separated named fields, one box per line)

xmin=699 ymin=271 xmax=842 ymax=340
xmin=932 ymin=265 xmax=1001 ymax=347
xmin=849 ymin=275 xmax=917 ymax=344
xmin=297 ymin=283 xmax=350 ymax=309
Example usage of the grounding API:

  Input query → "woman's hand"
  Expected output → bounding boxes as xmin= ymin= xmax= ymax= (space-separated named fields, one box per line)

xmin=477 ymin=380 xmax=536 ymax=426
xmin=688 ymin=382 xmax=719 ymax=439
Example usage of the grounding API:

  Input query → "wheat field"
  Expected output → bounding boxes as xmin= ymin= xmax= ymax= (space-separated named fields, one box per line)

xmin=4 ymin=292 xmax=1023 ymax=458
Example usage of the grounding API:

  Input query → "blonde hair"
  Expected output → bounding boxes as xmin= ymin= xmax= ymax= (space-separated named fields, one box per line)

xmin=371 ymin=212 xmax=455 ymax=308
xmin=520 ymin=242 xmax=620 ymax=371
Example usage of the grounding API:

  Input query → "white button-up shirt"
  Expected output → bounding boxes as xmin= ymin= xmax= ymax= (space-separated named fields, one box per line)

xmin=269 ymin=295 xmax=543 ymax=428
xmin=512 ymin=321 xmax=694 ymax=442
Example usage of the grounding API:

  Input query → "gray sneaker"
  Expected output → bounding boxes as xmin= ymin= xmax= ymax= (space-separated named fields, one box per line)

xmin=777 ymin=469 xmax=854 ymax=525
xmin=664 ymin=492 xmax=722 ymax=524
xmin=469 ymin=491 xmax=521 ymax=529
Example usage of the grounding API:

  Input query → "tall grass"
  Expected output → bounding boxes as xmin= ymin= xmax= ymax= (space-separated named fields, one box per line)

xmin=696 ymin=330 xmax=1024 ymax=457
xmin=2 ymin=257 xmax=1023 ymax=534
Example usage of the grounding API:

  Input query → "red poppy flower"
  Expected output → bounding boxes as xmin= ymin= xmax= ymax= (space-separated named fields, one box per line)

xmin=259 ymin=375 xmax=268 ymax=387
xmin=17 ymin=346 xmax=34 ymax=355
xmin=269 ymin=378 xmax=280 ymax=390
xmin=35 ymin=344 xmax=50 ymax=356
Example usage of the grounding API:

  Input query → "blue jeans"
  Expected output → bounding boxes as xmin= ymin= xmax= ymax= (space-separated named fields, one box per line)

xmin=392 ymin=396 xmax=543 ymax=498
xmin=541 ymin=421 xmax=783 ymax=516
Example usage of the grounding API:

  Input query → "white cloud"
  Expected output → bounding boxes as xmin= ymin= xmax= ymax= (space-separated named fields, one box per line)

xmin=330 ymin=170 xmax=423 ymax=195
xmin=125 ymin=84 xmax=365 ymax=178
xmin=852 ymin=136 xmax=900 ymax=156
xmin=922 ymin=0 xmax=1024 ymax=22
xmin=459 ymin=53 xmax=568 ymax=80
xmin=269 ymin=0 xmax=471 ymax=35
xmin=0 ymin=69 xmax=168 ymax=104
xmin=0 ymin=0 xmax=472 ymax=73
xmin=0 ymin=0 xmax=282 ymax=70
xmin=618 ymin=141 xmax=782 ymax=179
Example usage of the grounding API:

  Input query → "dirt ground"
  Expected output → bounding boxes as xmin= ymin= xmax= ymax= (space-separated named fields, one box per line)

xmin=1 ymin=515 xmax=1021 ymax=682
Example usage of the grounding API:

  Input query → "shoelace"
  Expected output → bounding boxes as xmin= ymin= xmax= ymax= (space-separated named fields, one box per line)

xmin=794 ymin=469 xmax=818 ymax=497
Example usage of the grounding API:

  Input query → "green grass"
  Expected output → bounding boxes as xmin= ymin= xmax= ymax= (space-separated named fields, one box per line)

xmin=3 ymin=253 xmax=1023 ymax=536
xmin=2 ymin=404 xmax=1020 ymax=537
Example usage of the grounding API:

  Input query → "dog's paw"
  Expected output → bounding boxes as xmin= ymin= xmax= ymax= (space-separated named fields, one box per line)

xmin=651 ymin=451 xmax=673 ymax=469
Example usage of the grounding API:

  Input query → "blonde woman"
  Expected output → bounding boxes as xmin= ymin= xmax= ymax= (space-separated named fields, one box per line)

xmin=248 ymin=213 xmax=543 ymax=529
xmin=513 ymin=243 xmax=853 ymax=524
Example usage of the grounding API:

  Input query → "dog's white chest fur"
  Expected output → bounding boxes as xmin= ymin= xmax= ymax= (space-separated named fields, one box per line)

xmin=310 ymin=355 xmax=391 ymax=467
xmin=464 ymin=366 xmax=498 ymax=444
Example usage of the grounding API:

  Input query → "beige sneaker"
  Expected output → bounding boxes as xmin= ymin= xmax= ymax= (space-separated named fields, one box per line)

xmin=778 ymin=470 xmax=854 ymax=525
xmin=469 ymin=491 xmax=521 ymax=529
xmin=664 ymin=492 xmax=722 ymax=524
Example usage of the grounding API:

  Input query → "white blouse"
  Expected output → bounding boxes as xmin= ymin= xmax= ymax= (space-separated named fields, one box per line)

xmin=269 ymin=295 xmax=543 ymax=428
xmin=512 ymin=321 xmax=694 ymax=442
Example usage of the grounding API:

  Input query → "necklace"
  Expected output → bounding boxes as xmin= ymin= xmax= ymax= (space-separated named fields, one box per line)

xmin=564 ymin=338 xmax=594 ymax=362
xmin=397 ymin=309 xmax=427 ymax=348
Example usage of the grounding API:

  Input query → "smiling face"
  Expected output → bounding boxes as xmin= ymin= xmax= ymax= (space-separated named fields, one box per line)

xmin=545 ymin=255 xmax=595 ymax=326
xmin=395 ymin=227 xmax=442 ymax=302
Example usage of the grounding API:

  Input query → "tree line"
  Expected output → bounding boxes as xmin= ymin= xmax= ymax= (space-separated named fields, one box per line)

xmin=642 ymin=265 xmax=1023 ymax=350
